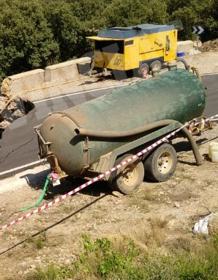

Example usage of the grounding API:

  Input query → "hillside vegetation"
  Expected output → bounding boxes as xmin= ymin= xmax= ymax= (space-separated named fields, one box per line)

xmin=0 ymin=0 xmax=217 ymax=80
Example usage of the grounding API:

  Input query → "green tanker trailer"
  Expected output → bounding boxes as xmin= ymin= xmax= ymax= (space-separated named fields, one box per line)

xmin=36 ymin=68 xmax=206 ymax=194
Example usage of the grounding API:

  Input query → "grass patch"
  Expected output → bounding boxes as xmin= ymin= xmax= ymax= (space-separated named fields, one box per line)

xmin=27 ymin=232 xmax=47 ymax=250
xmin=128 ymin=187 xmax=160 ymax=212
xmin=141 ymin=188 xmax=158 ymax=202
xmin=148 ymin=216 xmax=169 ymax=247
xmin=26 ymin=234 xmax=218 ymax=280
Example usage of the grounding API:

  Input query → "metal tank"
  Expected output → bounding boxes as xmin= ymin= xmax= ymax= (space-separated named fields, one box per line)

xmin=38 ymin=69 xmax=206 ymax=177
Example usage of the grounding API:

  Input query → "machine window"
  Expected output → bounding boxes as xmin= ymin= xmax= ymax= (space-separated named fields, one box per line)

xmin=95 ymin=40 xmax=124 ymax=54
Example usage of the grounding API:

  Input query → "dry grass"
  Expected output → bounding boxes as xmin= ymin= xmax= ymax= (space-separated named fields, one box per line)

xmin=128 ymin=193 xmax=150 ymax=212
xmin=149 ymin=216 xmax=169 ymax=246
xmin=127 ymin=186 xmax=161 ymax=212
xmin=169 ymin=190 xmax=193 ymax=202
xmin=167 ymin=236 xmax=192 ymax=252
xmin=25 ymin=233 xmax=218 ymax=280
xmin=140 ymin=187 xmax=158 ymax=201
xmin=26 ymin=232 xmax=47 ymax=250
xmin=128 ymin=216 xmax=170 ymax=249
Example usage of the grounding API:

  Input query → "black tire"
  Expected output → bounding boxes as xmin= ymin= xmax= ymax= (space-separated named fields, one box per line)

xmin=138 ymin=63 xmax=149 ymax=78
xmin=110 ymin=154 xmax=145 ymax=195
xmin=150 ymin=60 xmax=162 ymax=73
xmin=144 ymin=143 xmax=177 ymax=182
xmin=126 ymin=70 xmax=134 ymax=78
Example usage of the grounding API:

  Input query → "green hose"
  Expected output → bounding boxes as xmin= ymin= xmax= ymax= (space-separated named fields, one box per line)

xmin=21 ymin=175 xmax=50 ymax=212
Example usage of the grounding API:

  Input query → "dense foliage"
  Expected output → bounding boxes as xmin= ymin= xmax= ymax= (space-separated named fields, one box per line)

xmin=0 ymin=0 xmax=217 ymax=80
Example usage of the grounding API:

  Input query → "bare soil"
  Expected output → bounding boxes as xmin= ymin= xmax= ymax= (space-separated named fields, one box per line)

xmin=0 ymin=125 xmax=218 ymax=279
xmin=200 ymin=39 xmax=218 ymax=52
xmin=0 ymin=49 xmax=217 ymax=279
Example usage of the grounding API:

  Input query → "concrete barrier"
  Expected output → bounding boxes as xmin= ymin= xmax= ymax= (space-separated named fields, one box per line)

xmin=185 ymin=52 xmax=218 ymax=75
xmin=1 ymin=57 xmax=91 ymax=100
xmin=1 ymin=69 xmax=45 ymax=98
xmin=0 ymin=164 xmax=50 ymax=194
xmin=44 ymin=57 xmax=90 ymax=83
xmin=177 ymin=40 xmax=194 ymax=55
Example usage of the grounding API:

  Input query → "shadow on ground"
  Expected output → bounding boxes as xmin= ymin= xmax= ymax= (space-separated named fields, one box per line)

xmin=23 ymin=170 xmax=112 ymax=199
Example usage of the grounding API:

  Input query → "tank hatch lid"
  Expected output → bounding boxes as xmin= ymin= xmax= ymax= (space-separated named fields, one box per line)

xmin=98 ymin=24 xmax=175 ymax=39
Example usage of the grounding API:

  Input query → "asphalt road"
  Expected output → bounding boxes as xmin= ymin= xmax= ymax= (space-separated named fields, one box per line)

xmin=0 ymin=74 xmax=217 ymax=173
xmin=202 ymin=74 xmax=218 ymax=116
xmin=0 ymin=88 xmax=113 ymax=172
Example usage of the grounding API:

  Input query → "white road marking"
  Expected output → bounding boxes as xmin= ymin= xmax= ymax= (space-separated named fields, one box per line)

xmin=202 ymin=72 xmax=218 ymax=76
xmin=34 ymin=84 xmax=126 ymax=104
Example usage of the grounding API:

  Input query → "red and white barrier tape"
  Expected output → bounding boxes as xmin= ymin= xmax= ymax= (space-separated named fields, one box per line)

xmin=0 ymin=114 xmax=217 ymax=232
xmin=192 ymin=114 xmax=218 ymax=126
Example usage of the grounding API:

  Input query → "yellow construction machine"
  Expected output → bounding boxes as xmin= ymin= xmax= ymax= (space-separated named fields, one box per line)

xmin=87 ymin=24 xmax=178 ymax=77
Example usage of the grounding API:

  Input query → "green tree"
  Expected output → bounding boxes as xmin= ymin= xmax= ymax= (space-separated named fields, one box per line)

xmin=44 ymin=1 xmax=84 ymax=60
xmin=71 ymin=0 xmax=111 ymax=28
xmin=43 ymin=0 xmax=111 ymax=60
xmin=103 ymin=0 xmax=168 ymax=27
xmin=0 ymin=0 xmax=59 ymax=81
xmin=168 ymin=0 xmax=218 ymax=39
xmin=0 ymin=0 xmax=217 ymax=81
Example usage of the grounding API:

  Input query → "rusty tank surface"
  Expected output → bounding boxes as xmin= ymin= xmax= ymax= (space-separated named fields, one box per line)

xmin=37 ymin=68 xmax=206 ymax=179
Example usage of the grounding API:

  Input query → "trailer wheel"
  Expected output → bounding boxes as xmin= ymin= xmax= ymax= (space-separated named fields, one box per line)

xmin=144 ymin=143 xmax=177 ymax=182
xmin=139 ymin=63 xmax=149 ymax=78
xmin=110 ymin=154 xmax=144 ymax=195
xmin=150 ymin=60 xmax=162 ymax=73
